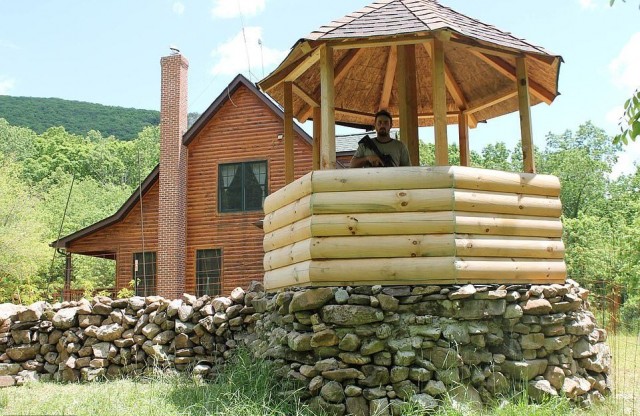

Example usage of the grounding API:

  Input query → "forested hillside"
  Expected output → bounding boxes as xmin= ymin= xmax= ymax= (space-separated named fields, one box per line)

xmin=0 ymin=117 xmax=639 ymax=330
xmin=0 ymin=95 xmax=160 ymax=140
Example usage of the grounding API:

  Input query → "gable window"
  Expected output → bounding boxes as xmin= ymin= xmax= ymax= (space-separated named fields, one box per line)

xmin=195 ymin=249 xmax=222 ymax=297
xmin=219 ymin=161 xmax=267 ymax=212
xmin=133 ymin=252 xmax=156 ymax=297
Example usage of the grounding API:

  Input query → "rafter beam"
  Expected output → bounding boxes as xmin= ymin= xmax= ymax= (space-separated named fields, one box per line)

xmin=379 ymin=45 xmax=397 ymax=111
xmin=258 ymin=48 xmax=320 ymax=92
xmin=292 ymin=83 xmax=318 ymax=108
xmin=464 ymin=90 xmax=518 ymax=115
xmin=297 ymin=48 xmax=365 ymax=122
xmin=423 ymin=42 xmax=477 ymax=128
xmin=471 ymin=50 xmax=555 ymax=104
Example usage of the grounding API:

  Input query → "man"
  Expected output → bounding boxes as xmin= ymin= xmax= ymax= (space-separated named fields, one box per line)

xmin=350 ymin=109 xmax=411 ymax=168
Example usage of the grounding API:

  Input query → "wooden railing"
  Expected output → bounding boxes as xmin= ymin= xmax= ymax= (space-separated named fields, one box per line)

xmin=262 ymin=166 xmax=566 ymax=290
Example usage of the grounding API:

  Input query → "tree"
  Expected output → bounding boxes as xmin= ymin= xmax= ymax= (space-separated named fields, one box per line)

xmin=538 ymin=122 xmax=619 ymax=218
xmin=0 ymin=156 xmax=50 ymax=303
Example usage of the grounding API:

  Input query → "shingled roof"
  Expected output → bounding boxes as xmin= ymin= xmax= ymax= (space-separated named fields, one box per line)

xmin=306 ymin=0 xmax=553 ymax=56
xmin=258 ymin=0 xmax=563 ymax=129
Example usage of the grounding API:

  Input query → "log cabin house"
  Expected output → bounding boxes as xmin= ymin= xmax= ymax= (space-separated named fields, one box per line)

xmin=51 ymin=54 xmax=354 ymax=299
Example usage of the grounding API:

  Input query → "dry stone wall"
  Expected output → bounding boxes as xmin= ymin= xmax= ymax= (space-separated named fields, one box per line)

xmin=0 ymin=280 xmax=612 ymax=415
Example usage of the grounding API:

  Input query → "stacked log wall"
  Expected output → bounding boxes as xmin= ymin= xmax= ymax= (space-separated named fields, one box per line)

xmin=263 ymin=166 xmax=566 ymax=290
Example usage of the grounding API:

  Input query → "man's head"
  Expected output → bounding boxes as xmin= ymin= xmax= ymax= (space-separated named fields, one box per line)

xmin=374 ymin=109 xmax=393 ymax=139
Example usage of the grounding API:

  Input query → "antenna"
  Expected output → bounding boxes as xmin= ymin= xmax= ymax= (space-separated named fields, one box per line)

xmin=258 ymin=39 xmax=264 ymax=77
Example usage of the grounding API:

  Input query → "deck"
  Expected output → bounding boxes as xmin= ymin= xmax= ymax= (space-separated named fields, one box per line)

xmin=262 ymin=166 xmax=566 ymax=291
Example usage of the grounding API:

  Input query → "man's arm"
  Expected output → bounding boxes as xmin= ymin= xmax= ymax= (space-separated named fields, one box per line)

xmin=350 ymin=154 xmax=384 ymax=168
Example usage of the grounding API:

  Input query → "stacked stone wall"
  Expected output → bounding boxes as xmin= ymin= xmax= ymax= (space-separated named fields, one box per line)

xmin=0 ymin=280 xmax=612 ymax=415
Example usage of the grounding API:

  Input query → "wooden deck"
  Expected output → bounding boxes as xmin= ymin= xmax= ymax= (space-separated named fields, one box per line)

xmin=262 ymin=166 xmax=566 ymax=290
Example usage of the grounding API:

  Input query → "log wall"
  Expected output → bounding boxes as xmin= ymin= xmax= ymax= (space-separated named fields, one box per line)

xmin=263 ymin=166 xmax=566 ymax=290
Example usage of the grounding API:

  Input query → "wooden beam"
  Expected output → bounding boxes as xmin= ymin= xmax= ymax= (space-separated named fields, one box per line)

xmin=320 ymin=45 xmax=336 ymax=170
xmin=293 ymin=83 xmax=318 ymax=108
xmin=516 ymin=57 xmax=535 ymax=173
xmin=458 ymin=113 xmax=469 ymax=167
xmin=259 ymin=48 xmax=320 ymax=91
xmin=397 ymin=44 xmax=419 ymax=166
xmin=283 ymin=81 xmax=294 ymax=184
xmin=465 ymin=90 xmax=518 ymax=115
xmin=379 ymin=45 xmax=397 ymax=111
xmin=312 ymin=107 xmax=321 ymax=170
xmin=472 ymin=51 xmax=555 ymax=104
xmin=297 ymin=48 xmax=365 ymax=122
xmin=328 ymin=33 xmax=434 ymax=50
xmin=423 ymin=42 xmax=478 ymax=128
xmin=432 ymin=39 xmax=448 ymax=166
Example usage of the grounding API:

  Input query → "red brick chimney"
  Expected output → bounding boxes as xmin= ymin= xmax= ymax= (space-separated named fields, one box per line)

xmin=158 ymin=52 xmax=188 ymax=299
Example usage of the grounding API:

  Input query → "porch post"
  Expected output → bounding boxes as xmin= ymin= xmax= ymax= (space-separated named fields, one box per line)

xmin=283 ymin=81 xmax=295 ymax=183
xmin=432 ymin=38 xmax=448 ymax=165
xmin=312 ymin=106 xmax=321 ymax=170
xmin=64 ymin=252 xmax=72 ymax=301
xmin=516 ymin=57 xmax=535 ymax=173
xmin=320 ymin=45 xmax=336 ymax=170
xmin=397 ymin=44 xmax=419 ymax=166
xmin=458 ymin=113 xmax=469 ymax=166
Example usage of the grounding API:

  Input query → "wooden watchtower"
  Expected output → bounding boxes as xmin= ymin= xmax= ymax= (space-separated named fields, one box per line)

xmin=257 ymin=0 xmax=565 ymax=290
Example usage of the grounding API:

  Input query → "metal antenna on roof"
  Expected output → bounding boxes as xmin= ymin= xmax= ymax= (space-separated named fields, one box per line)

xmin=237 ymin=0 xmax=252 ymax=81
xmin=258 ymin=39 xmax=264 ymax=77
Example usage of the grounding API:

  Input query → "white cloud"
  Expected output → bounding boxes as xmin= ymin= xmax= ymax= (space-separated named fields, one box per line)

xmin=609 ymin=32 xmax=640 ymax=93
xmin=0 ymin=76 xmax=15 ymax=94
xmin=605 ymin=105 xmax=624 ymax=127
xmin=211 ymin=0 xmax=265 ymax=19
xmin=578 ymin=0 xmax=598 ymax=10
xmin=210 ymin=27 xmax=287 ymax=78
xmin=172 ymin=2 xmax=185 ymax=15
xmin=611 ymin=140 xmax=640 ymax=178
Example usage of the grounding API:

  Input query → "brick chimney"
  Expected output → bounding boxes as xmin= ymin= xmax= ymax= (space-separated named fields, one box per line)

xmin=157 ymin=53 xmax=188 ymax=299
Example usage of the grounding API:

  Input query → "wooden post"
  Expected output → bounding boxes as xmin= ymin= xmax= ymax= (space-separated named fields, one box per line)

xmin=432 ymin=39 xmax=448 ymax=165
xmin=64 ymin=252 xmax=72 ymax=301
xmin=320 ymin=45 xmax=336 ymax=170
xmin=397 ymin=44 xmax=419 ymax=166
xmin=283 ymin=81 xmax=294 ymax=183
xmin=312 ymin=106 xmax=321 ymax=170
xmin=458 ymin=113 xmax=469 ymax=166
xmin=516 ymin=57 xmax=535 ymax=173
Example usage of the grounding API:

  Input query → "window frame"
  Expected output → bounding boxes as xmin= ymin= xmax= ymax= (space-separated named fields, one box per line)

xmin=132 ymin=251 xmax=156 ymax=297
xmin=218 ymin=160 xmax=268 ymax=213
xmin=194 ymin=248 xmax=223 ymax=297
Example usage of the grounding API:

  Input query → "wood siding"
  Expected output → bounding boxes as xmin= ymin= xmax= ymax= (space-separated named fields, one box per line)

xmin=67 ymin=182 xmax=160 ymax=292
xmin=185 ymin=84 xmax=312 ymax=295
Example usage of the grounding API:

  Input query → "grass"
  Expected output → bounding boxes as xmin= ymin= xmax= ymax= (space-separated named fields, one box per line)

xmin=1 ymin=334 xmax=638 ymax=416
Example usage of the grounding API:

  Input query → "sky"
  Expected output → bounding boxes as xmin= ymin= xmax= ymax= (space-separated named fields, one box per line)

xmin=1 ymin=0 xmax=639 ymax=176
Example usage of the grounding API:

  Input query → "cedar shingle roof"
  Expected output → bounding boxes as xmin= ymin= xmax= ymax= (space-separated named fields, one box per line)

xmin=258 ymin=0 xmax=562 ymax=129
xmin=307 ymin=0 xmax=553 ymax=56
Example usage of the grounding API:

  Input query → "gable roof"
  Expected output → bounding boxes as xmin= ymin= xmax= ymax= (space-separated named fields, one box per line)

xmin=183 ymin=74 xmax=313 ymax=146
xmin=51 ymin=74 xmax=329 ymax=250
xmin=51 ymin=165 xmax=159 ymax=249
xmin=306 ymin=0 xmax=553 ymax=56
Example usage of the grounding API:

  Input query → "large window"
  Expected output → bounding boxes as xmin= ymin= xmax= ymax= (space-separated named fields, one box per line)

xmin=219 ymin=161 xmax=267 ymax=212
xmin=133 ymin=252 xmax=156 ymax=297
xmin=195 ymin=249 xmax=222 ymax=297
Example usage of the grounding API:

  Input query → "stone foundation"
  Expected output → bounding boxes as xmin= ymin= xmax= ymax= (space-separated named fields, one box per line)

xmin=0 ymin=280 xmax=611 ymax=414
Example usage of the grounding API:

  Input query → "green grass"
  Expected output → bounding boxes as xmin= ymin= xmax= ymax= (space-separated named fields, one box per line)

xmin=1 ymin=334 xmax=638 ymax=416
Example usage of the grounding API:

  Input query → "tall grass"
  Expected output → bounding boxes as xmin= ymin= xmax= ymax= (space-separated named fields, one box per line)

xmin=1 ymin=334 xmax=638 ymax=416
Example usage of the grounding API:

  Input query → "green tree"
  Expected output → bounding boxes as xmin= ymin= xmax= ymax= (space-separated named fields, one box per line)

xmin=538 ymin=122 xmax=619 ymax=218
xmin=0 ymin=156 xmax=50 ymax=303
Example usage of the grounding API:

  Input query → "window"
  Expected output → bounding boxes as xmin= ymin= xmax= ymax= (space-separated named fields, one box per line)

xmin=133 ymin=252 xmax=156 ymax=297
xmin=219 ymin=161 xmax=267 ymax=212
xmin=195 ymin=249 xmax=222 ymax=297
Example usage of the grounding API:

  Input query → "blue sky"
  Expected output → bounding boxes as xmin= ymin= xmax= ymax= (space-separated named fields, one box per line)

xmin=1 ymin=0 xmax=639 ymax=175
